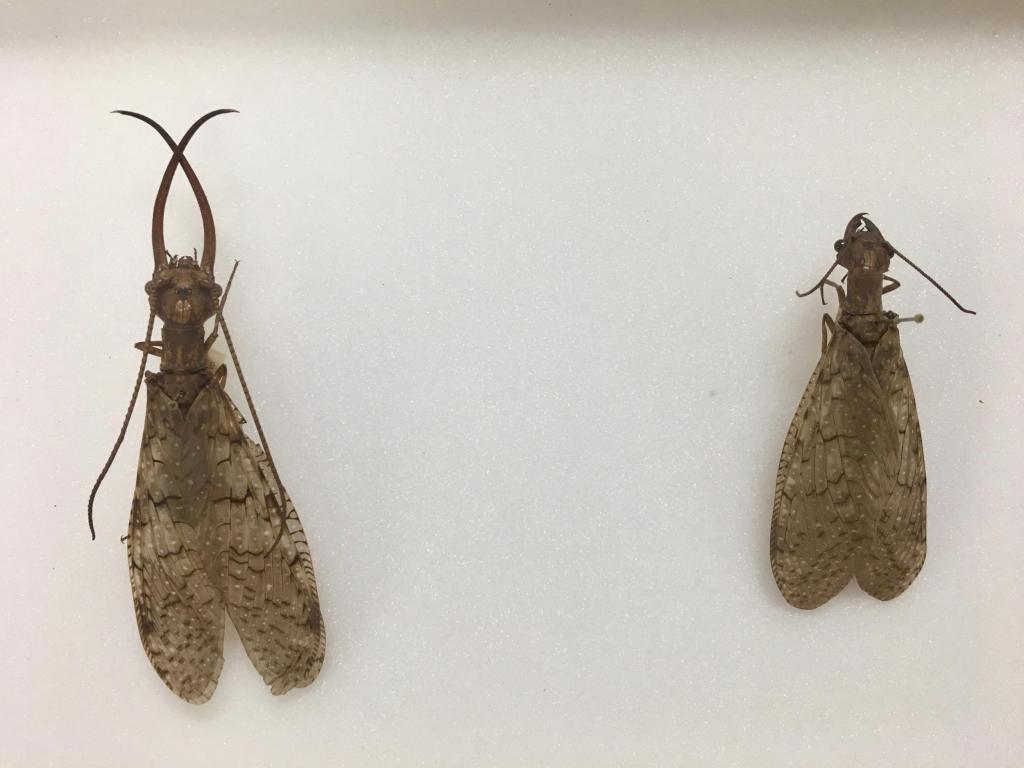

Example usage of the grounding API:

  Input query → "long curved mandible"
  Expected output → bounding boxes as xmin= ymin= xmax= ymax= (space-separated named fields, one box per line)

xmin=114 ymin=109 xmax=238 ymax=274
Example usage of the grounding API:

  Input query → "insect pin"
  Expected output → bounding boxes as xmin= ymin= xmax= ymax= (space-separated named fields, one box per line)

xmin=87 ymin=110 xmax=325 ymax=702
xmin=771 ymin=213 xmax=974 ymax=610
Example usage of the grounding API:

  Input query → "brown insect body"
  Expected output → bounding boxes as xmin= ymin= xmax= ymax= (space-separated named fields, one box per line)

xmin=147 ymin=255 xmax=221 ymax=405
xmin=90 ymin=110 xmax=325 ymax=702
xmin=771 ymin=213 xmax=971 ymax=610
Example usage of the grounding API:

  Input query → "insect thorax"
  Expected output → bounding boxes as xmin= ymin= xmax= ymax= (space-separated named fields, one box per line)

xmin=844 ymin=271 xmax=885 ymax=315
xmin=148 ymin=366 xmax=213 ymax=409
xmin=840 ymin=311 xmax=894 ymax=345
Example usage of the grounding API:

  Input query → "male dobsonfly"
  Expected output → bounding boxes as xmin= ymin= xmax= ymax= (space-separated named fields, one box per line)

xmin=88 ymin=110 xmax=325 ymax=702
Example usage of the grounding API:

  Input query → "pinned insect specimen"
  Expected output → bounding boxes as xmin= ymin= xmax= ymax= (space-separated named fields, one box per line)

xmin=88 ymin=110 xmax=325 ymax=701
xmin=771 ymin=213 xmax=974 ymax=610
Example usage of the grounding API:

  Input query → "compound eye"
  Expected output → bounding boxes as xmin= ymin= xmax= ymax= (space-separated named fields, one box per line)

xmin=833 ymin=239 xmax=845 ymax=253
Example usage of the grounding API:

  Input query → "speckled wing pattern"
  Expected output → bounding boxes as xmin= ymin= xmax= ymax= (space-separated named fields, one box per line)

xmin=771 ymin=323 xmax=903 ymax=609
xmin=856 ymin=325 xmax=927 ymax=599
xmin=128 ymin=377 xmax=325 ymax=703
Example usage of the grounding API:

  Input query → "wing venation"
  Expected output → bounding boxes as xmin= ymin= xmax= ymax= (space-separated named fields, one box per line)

xmin=771 ymin=324 xmax=899 ymax=609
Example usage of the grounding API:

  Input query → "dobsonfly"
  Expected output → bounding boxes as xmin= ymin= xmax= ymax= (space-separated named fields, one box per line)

xmin=771 ymin=213 xmax=974 ymax=610
xmin=87 ymin=109 xmax=325 ymax=702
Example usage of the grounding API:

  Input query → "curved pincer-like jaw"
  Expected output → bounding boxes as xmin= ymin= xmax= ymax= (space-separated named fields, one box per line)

xmin=835 ymin=213 xmax=893 ymax=276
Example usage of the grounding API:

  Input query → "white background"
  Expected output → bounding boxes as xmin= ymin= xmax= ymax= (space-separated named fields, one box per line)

xmin=2 ymin=2 xmax=1022 ymax=766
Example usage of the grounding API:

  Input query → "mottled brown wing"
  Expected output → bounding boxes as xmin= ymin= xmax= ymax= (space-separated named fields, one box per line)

xmin=196 ymin=383 xmax=325 ymax=695
xmin=771 ymin=324 xmax=900 ymax=609
xmin=128 ymin=382 xmax=226 ymax=704
xmin=857 ymin=324 xmax=927 ymax=599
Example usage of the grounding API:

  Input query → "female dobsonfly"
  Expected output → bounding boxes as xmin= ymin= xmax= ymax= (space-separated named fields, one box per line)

xmin=771 ymin=213 xmax=974 ymax=610
xmin=87 ymin=110 xmax=325 ymax=702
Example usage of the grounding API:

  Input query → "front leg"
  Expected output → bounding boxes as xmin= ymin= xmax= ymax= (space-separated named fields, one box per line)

xmin=820 ymin=313 xmax=836 ymax=354
xmin=822 ymin=278 xmax=846 ymax=305
xmin=134 ymin=340 xmax=163 ymax=357
xmin=881 ymin=275 xmax=901 ymax=295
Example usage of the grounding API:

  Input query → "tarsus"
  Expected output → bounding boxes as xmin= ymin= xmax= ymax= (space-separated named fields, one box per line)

xmin=796 ymin=259 xmax=840 ymax=305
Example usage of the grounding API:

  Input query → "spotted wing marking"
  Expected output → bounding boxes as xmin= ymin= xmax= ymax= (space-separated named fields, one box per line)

xmin=772 ymin=324 xmax=899 ymax=609
xmin=857 ymin=325 xmax=927 ymax=599
xmin=128 ymin=378 xmax=325 ymax=702
xmin=198 ymin=385 xmax=326 ymax=695
xmin=128 ymin=383 xmax=225 ymax=704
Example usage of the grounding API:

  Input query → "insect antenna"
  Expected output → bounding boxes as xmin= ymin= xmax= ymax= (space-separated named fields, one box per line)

xmin=892 ymin=248 xmax=976 ymax=315
xmin=88 ymin=307 xmax=156 ymax=539
xmin=795 ymin=259 xmax=840 ymax=305
xmin=214 ymin=264 xmax=291 ymax=553
xmin=205 ymin=258 xmax=239 ymax=350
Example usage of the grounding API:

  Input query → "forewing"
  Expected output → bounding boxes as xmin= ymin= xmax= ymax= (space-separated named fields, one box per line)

xmin=857 ymin=325 xmax=927 ymax=599
xmin=128 ymin=383 xmax=226 ymax=704
xmin=196 ymin=384 xmax=326 ymax=695
xmin=772 ymin=325 xmax=899 ymax=609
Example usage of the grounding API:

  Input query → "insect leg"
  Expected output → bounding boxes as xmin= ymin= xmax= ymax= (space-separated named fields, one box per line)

xmin=882 ymin=275 xmax=901 ymax=295
xmin=796 ymin=258 xmax=840 ymax=304
xmin=820 ymin=313 xmax=836 ymax=354
xmin=822 ymin=278 xmax=846 ymax=305
xmin=134 ymin=340 xmax=164 ymax=357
